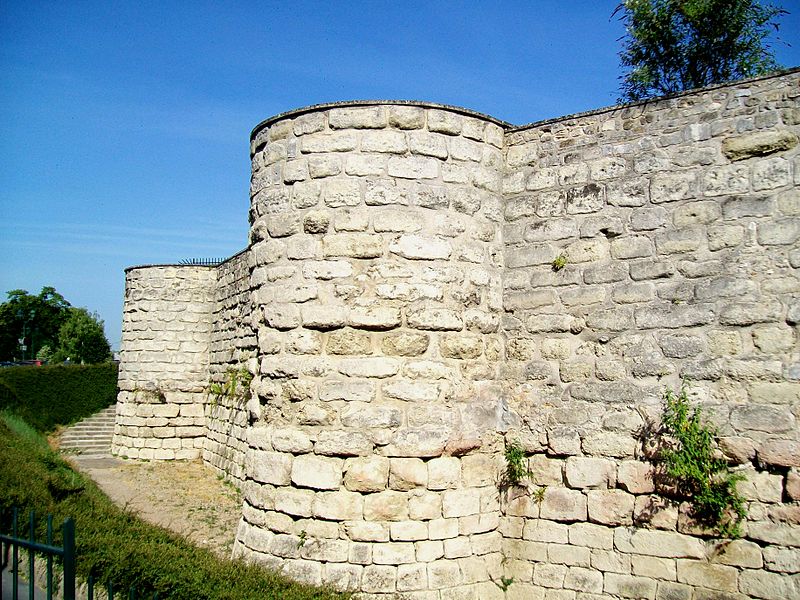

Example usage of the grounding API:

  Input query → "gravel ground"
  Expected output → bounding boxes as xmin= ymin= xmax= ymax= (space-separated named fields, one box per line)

xmin=66 ymin=454 xmax=242 ymax=557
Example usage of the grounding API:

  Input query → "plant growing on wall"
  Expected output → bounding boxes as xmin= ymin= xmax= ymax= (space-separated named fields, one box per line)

xmin=503 ymin=439 xmax=532 ymax=486
xmin=655 ymin=384 xmax=746 ymax=537
xmin=209 ymin=365 xmax=252 ymax=404
xmin=551 ymin=253 xmax=568 ymax=272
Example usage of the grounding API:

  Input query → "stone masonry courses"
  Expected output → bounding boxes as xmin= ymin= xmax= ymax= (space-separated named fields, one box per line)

xmin=114 ymin=70 xmax=800 ymax=599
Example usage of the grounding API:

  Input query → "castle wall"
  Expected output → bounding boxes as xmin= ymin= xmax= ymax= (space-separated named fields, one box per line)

xmin=500 ymin=72 xmax=800 ymax=599
xmin=112 ymin=71 xmax=800 ymax=599
xmin=204 ymin=249 xmax=254 ymax=486
xmin=232 ymin=103 xmax=511 ymax=596
xmin=113 ymin=265 xmax=215 ymax=459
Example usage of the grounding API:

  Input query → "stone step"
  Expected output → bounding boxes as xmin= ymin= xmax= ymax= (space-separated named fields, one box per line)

xmin=58 ymin=405 xmax=117 ymax=456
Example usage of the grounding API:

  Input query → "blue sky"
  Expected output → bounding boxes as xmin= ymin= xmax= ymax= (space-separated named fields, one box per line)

xmin=2 ymin=1 xmax=799 ymax=350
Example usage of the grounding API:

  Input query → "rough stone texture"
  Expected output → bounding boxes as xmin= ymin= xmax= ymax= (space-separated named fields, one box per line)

xmin=117 ymin=74 xmax=800 ymax=598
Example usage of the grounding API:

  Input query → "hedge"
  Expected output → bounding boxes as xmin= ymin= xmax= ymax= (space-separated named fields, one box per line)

xmin=0 ymin=363 xmax=118 ymax=431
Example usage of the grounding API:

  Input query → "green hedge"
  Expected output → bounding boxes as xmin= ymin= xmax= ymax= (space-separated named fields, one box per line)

xmin=0 ymin=415 xmax=346 ymax=600
xmin=0 ymin=363 xmax=118 ymax=431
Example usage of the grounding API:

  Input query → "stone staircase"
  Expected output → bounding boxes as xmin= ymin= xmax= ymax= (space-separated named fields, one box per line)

xmin=59 ymin=405 xmax=117 ymax=458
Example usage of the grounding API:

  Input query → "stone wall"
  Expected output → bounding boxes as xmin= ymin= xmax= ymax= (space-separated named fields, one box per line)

xmin=114 ymin=71 xmax=800 ymax=599
xmin=498 ymin=71 xmax=800 ymax=600
xmin=204 ymin=249 xmax=254 ymax=485
xmin=233 ymin=103 xmax=511 ymax=596
xmin=113 ymin=265 xmax=215 ymax=460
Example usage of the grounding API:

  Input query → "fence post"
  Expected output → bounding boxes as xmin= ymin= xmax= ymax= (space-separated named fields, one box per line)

xmin=62 ymin=519 xmax=75 ymax=600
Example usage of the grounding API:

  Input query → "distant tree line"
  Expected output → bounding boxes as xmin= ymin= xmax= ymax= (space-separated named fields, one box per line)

xmin=0 ymin=286 xmax=111 ymax=364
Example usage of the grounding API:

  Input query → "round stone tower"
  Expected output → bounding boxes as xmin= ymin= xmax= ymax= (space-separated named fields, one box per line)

xmin=232 ymin=102 xmax=512 ymax=597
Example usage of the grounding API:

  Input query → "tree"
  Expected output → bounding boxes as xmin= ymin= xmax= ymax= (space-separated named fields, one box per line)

xmin=616 ymin=0 xmax=786 ymax=102
xmin=52 ymin=308 xmax=112 ymax=365
xmin=0 ymin=287 xmax=71 ymax=361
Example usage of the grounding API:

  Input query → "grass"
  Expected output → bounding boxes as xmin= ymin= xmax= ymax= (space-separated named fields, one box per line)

xmin=0 ymin=412 xmax=347 ymax=600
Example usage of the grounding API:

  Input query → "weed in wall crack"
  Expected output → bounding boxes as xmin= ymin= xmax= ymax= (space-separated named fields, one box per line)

xmin=653 ymin=383 xmax=746 ymax=538
xmin=503 ymin=439 xmax=533 ymax=487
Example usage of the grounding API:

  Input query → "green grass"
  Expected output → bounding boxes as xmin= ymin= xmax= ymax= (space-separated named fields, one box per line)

xmin=0 ymin=413 xmax=347 ymax=600
xmin=0 ymin=363 xmax=118 ymax=431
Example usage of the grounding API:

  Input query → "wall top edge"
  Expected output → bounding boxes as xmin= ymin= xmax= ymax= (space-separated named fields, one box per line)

xmin=509 ymin=66 xmax=800 ymax=133
xmin=250 ymin=68 xmax=798 ymax=143
xmin=124 ymin=247 xmax=250 ymax=274
xmin=249 ymin=100 xmax=514 ymax=141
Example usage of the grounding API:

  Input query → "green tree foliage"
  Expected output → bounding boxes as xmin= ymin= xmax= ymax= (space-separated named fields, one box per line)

xmin=53 ymin=308 xmax=112 ymax=365
xmin=0 ymin=287 xmax=71 ymax=361
xmin=0 ymin=287 xmax=111 ymax=364
xmin=616 ymin=0 xmax=786 ymax=101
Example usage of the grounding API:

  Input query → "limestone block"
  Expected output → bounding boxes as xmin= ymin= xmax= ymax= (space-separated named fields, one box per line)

xmin=307 ymin=155 xmax=341 ymax=180
xmin=361 ymin=130 xmax=408 ymax=154
xmin=397 ymin=563 xmax=428 ymax=591
xmin=390 ymin=520 xmax=429 ymax=542
xmin=271 ymin=429 xmax=313 ymax=454
xmin=338 ymin=357 xmax=400 ymax=378
xmin=361 ymin=564 xmax=397 ymax=593
xmin=533 ymin=562 xmax=566 ymax=588
xmin=323 ymin=233 xmax=382 ymax=258
xmin=548 ymin=542 xmax=590 ymax=567
xmin=326 ymin=328 xmax=372 ymax=355
xmin=364 ymin=490 xmax=409 ymax=521
xmin=384 ymin=427 xmax=449 ymax=458
xmin=757 ymin=439 xmax=800 ymax=468
xmin=388 ymin=156 xmax=439 ymax=180
xmin=427 ymin=457 xmax=461 ymax=490
xmin=709 ymin=539 xmax=763 ymax=569
xmin=372 ymin=208 xmax=423 ymax=233
xmin=322 ymin=563 xmax=362 ymax=592
xmin=341 ymin=403 xmax=402 ymax=429
xmin=349 ymin=306 xmax=402 ymax=330
xmin=382 ymin=332 xmax=429 ymax=356
xmin=301 ymin=132 xmax=358 ymax=154
xmin=439 ymin=335 xmax=483 ymax=359
xmin=539 ymin=488 xmax=587 ymax=522
xmin=407 ymin=306 xmax=463 ymax=331
xmin=315 ymin=430 xmax=373 ymax=456
xmin=342 ymin=456 xmax=389 ymax=492
xmin=344 ymin=154 xmax=385 ymax=176
xmin=564 ymin=457 xmax=615 ymax=489
xmin=273 ymin=487 xmax=314 ymax=518
xmin=408 ymin=131 xmax=448 ymax=159
xmin=389 ymin=235 xmax=452 ymax=260
xmin=427 ymin=559 xmax=462 ymax=589
xmin=763 ymin=545 xmax=799 ymax=573
xmin=441 ymin=489 xmax=481 ymax=518
xmin=388 ymin=106 xmax=425 ymax=130
xmin=618 ymin=461 xmax=655 ymax=493
xmin=722 ymin=130 xmax=798 ymax=161
xmin=703 ymin=165 xmax=749 ymax=196
xmin=291 ymin=455 xmax=343 ymax=490
xmin=568 ymin=523 xmax=613 ymax=550
xmin=248 ymin=450 xmax=292 ymax=485
xmin=611 ymin=235 xmax=654 ymax=259
xmin=382 ymin=380 xmax=441 ymax=402
xmin=329 ymin=106 xmax=386 ymax=129
xmin=373 ymin=542 xmax=417 ymax=565
xmin=614 ymin=528 xmax=705 ymax=559
xmin=390 ymin=458 xmax=428 ymax=491
xmin=587 ymin=489 xmax=635 ymax=526
xmin=603 ymin=573 xmax=657 ymax=599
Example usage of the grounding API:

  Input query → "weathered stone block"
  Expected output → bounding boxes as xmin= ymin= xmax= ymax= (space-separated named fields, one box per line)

xmin=291 ymin=455 xmax=343 ymax=490
xmin=323 ymin=233 xmax=383 ymax=258
xmin=722 ymin=130 xmax=798 ymax=161
xmin=587 ymin=489 xmax=635 ymax=526
xmin=564 ymin=457 xmax=615 ymax=489
xmin=539 ymin=488 xmax=587 ymax=522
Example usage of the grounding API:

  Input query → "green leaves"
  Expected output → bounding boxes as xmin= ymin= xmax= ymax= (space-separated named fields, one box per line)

xmin=658 ymin=385 xmax=746 ymax=538
xmin=616 ymin=0 xmax=786 ymax=101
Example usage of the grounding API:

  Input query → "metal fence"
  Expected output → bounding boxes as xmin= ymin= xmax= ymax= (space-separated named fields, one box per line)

xmin=1 ymin=509 xmax=157 ymax=600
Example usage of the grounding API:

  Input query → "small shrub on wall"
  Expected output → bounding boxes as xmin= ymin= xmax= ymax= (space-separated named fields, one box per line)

xmin=0 ymin=363 xmax=118 ymax=432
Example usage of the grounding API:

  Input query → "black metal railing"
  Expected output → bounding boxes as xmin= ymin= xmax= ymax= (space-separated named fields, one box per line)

xmin=1 ymin=509 xmax=157 ymax=600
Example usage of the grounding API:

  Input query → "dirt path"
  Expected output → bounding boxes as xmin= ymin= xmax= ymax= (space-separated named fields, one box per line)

xmin=67 ymin=455 xmax=242 ymax=557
